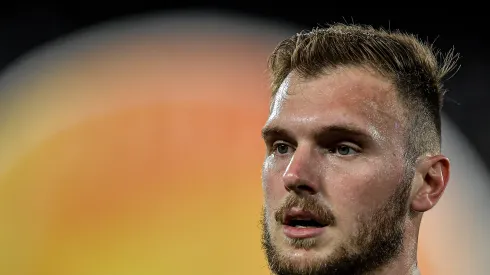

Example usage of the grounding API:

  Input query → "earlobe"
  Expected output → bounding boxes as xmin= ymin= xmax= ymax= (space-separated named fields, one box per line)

xmin=411 ymin=155 xmax=450 ymax=212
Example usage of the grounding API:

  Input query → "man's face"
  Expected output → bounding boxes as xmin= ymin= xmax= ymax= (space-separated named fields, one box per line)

xmin=261 ymin=66 xmax=413 ymax=275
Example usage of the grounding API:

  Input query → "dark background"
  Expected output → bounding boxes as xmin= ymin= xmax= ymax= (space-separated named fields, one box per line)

xmin=1 ymin=5 xmax=489 ymax=172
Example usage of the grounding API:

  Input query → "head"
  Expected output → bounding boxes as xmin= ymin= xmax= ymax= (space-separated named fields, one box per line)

xmin=260 ymin=23 xmax=459 ymax=275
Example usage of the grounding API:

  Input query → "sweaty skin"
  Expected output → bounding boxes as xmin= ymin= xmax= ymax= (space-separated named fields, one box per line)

xmin=261 ymin=66 xmax=426 ymax=275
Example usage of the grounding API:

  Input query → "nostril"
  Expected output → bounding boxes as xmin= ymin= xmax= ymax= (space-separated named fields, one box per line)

xmin=285 ymin=181 xmax=317 ymax=195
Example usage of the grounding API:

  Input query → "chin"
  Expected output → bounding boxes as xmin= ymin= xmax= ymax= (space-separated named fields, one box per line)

xmin=279 ymin=245 xmax=331 ymax=271
xmin=285 ymin=246 xmax=320 ymax=259
xmin=264 ymin=225 xmax=344 ymax=274
xmin=280 ymin=235 xmax=336 ymax=260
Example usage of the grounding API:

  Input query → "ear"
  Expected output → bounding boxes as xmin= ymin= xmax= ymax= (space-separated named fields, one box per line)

xmin=411 ymin=155 xmax=450 ymax=212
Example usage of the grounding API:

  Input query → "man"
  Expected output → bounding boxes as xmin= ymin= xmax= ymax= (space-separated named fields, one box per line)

xmin=260 ymin=23 xmax=459 ymax=275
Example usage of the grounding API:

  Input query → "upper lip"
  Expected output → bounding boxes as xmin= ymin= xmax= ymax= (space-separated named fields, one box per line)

xmin=282 ymin=207 xmax=329 ymax=227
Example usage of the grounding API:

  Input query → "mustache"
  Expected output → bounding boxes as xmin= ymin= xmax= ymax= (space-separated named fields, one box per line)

xmin=274 ymin=195 xmax=336 ymax=226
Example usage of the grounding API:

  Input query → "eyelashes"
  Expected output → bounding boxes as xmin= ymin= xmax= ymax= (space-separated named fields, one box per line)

xmin=269 ymin=141 xmax=361 ymax=157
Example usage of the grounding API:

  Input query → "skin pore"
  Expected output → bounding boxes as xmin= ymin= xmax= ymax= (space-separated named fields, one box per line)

xmin=260 ymin=66 xmax=450 ymax=275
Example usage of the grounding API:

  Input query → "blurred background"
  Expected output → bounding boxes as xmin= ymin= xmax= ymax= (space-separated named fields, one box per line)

xmin=0 ymin=4 xmax=488 ymax=275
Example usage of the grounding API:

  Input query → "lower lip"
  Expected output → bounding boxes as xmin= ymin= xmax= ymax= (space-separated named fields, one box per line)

xmin=283 ymin=225 xmax=326 ymax=238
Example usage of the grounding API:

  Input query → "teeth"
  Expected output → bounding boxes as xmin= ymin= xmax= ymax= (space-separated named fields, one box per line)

xmin=290 ymin=219 xmax=322 ymax=228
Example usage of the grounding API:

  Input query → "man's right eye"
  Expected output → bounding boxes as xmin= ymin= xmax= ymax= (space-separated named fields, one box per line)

xmin=272 ymin=143 xmax=291 ymax=155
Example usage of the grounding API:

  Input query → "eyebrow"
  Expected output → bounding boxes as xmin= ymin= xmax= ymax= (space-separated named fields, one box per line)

xmin=261 ymin=126 xmax=294 ymax=142
xmin=261 ymin=124 xmax=374 ymax=143
xmin=314 ymin=125 xmax=373 ymax=142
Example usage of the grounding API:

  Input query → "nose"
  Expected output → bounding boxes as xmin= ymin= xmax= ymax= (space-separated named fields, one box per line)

xmin=282 ymin=146 xmax=320 ymax=195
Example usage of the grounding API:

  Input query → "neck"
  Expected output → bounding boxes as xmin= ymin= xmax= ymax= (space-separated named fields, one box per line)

xmin=369 ymin=219 xmax=421 ymax=275
xmin=368 ymin=259 xmax=419 ymax=275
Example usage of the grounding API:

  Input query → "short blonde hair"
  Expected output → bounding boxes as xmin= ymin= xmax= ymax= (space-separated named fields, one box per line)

xmin=267 ymin=23 xmax=460 ymax=161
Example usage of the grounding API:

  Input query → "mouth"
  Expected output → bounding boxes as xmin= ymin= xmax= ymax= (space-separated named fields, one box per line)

xmin=282 ymin=208 xmax=329 ymax=239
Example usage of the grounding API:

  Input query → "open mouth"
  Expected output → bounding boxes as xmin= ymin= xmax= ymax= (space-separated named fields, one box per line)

xmin=284 ymin=209 xmax=328 ymax=227
xmin=282 ymin=209 xmax=329 ymax=238
xmin=286 ymin=218 xmax=325 ymax=228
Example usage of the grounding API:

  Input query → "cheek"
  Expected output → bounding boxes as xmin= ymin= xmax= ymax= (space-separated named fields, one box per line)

xmin=262 ymin=158 xmax=287 ymax=210
xmin=328 ymin=158 xmax=404 ymax=217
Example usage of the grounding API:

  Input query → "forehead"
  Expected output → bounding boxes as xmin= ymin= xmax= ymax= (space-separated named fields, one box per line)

xmin=266 ymin=67 xmax=407 ymax=137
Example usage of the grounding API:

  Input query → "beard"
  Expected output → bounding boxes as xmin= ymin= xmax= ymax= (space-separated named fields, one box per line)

xmin=261 ymin=176 xmax=412 ymax=275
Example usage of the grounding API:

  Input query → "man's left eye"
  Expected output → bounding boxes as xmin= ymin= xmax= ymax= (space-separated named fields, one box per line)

xmin=332 ymin=145 xmax=358 ymax=155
